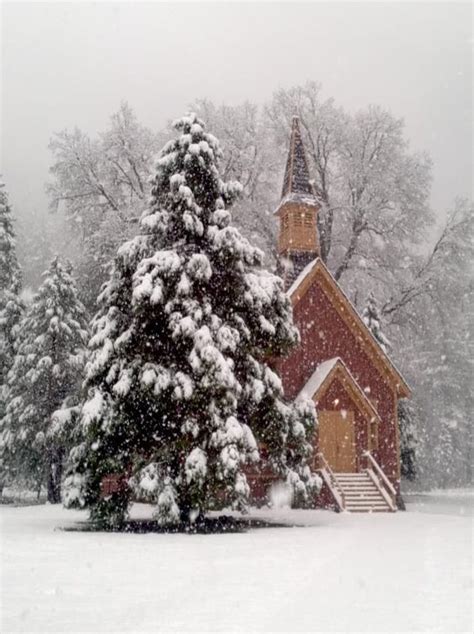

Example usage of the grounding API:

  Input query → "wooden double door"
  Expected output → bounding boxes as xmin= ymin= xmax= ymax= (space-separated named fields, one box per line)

xmin=319 ymin=410 xmax=356 ymax=472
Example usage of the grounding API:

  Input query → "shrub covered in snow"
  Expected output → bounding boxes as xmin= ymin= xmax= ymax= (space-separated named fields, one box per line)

xmin=65 ymin=113 xmax=319 ymax=528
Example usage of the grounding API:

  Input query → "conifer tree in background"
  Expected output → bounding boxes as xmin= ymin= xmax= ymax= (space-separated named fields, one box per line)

xmin=65 ymin=113 xmax=318 ymax=528
xmin=436 ymin=422 xmax=458 ymax=484
xmin=0 ymin=258 xmax=89 ymax=502
xmin=398 ymin=400 xmax=419 ymax=481
xmin=362 ymin=292 xmax=392 ymax=354
xmin=363 ymin=292 xmax=420 ymax=481
xmin=0 ymin=181 xmax=24 ymax=391
xmin=0 ymin=180 xmax=25 ymax=495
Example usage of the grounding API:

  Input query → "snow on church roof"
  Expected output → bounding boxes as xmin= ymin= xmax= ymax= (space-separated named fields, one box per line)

xmin=298 ymin=357 xmax=382 ymax=421
xmin=273 ymin=191 xmax=319 ymax=215
xmin=298 ymin=358 xmax=339 ymax=400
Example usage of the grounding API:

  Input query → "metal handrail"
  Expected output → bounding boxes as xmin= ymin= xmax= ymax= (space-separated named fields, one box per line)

xmin=363 ymin=451 xmax=396 ymax=502
xmin=317 ymin=452 xmax=345 ymax=509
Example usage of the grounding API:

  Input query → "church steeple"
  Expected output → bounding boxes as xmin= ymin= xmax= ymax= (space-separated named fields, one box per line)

xmin=275 ymin=116 xmax=320 ymax=288
xmin=281 ymin=116 xmax=314 ymax=199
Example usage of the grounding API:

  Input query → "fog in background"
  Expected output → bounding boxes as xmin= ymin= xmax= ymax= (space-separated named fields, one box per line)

xmin=1 ymin=1 xmax=472 ymax=224
xmin=0 ymin=2 xmax=472 ymax=506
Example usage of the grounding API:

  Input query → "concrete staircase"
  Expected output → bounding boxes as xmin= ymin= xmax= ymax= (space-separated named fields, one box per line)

xmin=334 ymin=471 xmax=395 ymax=512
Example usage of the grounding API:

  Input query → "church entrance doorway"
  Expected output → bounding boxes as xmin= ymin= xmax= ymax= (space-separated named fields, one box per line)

xmin=319 ymin=410 xmax=356 ymax=472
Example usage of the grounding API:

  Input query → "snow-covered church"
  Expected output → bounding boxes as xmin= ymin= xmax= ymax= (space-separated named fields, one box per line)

xmin=251 ymin=117 xmax=411 ymax=512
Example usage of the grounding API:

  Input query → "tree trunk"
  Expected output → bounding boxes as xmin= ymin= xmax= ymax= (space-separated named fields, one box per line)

xmin=47 ymin=447 xmax=64 ymax=504
xmin=334 ymin=217 xmax=365 ymax=281
xmin=317 ymin=202 xmax=333 ymax=263
xmin=179 ymin=490 xmax=193 ymax=525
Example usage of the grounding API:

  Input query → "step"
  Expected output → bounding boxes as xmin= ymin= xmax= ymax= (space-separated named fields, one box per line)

xmin=346 ymin=507 xmax=392 ymax=513
xmin=344 ymin=489 xmax=381 ymax=494
xmin=344 ymin=491 xmax=383 ymax=500
xmin=340 ymin=487 xmax=380 ymax=492
xmin=346 ymin=498 xmax=387 ymax=505
xmin=338 ymin=484 xmax=375 ymax=488
xmin=346 ymin=505 xmax=389 ymax=511
xmin=339 ymin=487 xmax=378 ymax=492
xmin=338 ymin=483 xmax=377 ymax=488
xmin=346 ymin=503 xmax=391 ymax=508
xmin=328 ymin=470 xmax=395 ymax=513
xmin=336 ymin=476 xmax=372 ymax=484
xmin=345 ymin=498 xmax=385 ymax=503
xmin=342 ymin=491 xmax=379 ymax=496
xmin=338 ymin=482 xmax=376 ymax=487
xmin=337 ymin=480 xmax=372 ymax=485
xmin=346 ymin=503 xmax=387 ymax=508
xmin=344 ymin=487 xmax=385 ymax=494
xmin=338 ymin=483 xmax=374 ymax=488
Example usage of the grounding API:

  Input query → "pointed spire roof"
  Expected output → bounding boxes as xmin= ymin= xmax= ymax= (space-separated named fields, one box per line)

xmin=281 ymin=116 xmax=315 ymax=199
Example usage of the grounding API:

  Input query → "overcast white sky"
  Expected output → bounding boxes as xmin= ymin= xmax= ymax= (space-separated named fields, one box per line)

xmin=1 ymin=1 xmax=472 ymax=221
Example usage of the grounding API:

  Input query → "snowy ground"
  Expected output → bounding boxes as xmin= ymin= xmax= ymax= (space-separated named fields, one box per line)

xmin=1 ymin=490 xmax=472 ymax=633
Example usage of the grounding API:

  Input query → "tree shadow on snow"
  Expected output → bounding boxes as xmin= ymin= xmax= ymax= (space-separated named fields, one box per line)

xmin=62 ymin=514 xmax=295 ymax=535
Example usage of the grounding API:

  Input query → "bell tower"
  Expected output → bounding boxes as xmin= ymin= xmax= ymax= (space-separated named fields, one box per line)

xmin=275 ymin=116 xmax=320 ymax=288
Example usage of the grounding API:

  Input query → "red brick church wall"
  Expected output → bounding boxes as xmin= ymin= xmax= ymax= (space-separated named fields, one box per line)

xmin=276 ymin=278 xmax=400 ymax=488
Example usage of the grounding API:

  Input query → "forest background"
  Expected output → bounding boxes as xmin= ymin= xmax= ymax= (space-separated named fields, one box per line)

xmin=1 ymin=2 xmax=472 ymax=489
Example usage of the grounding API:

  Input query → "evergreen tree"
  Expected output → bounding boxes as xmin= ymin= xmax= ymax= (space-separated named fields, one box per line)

xmin=0 ymin=257 xmax=89 ymax=502
xmin=363 ymin=292 xmax=422 ymax=481
xmin=0 ymin=180 xmax=24 ymax=389
xmin=64 ymin=113 xmax=318 ymax=528
xmin=398 ymin=400 xmax=419 ymax=481
xmin=0 ymin=180 xmax=25 ymax=494
xmin=362 ymin=292 xmax=391 ymax=354
xmin=436 ymin=422 xmax=458 ymax=484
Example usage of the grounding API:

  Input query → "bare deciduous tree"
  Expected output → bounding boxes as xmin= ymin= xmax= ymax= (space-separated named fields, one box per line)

xmin=47 ymin=103 xmax=166 ymax=307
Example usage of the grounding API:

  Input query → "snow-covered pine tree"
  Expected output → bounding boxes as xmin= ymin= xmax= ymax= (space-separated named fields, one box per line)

xmin=398 ymin=400 xmax=419 ymax=481
xmin=0 ymin=180 xmax=24 ymax=392
xmin=64 ymin=113 xmax=318 ymax=528
xmin=436 ymin=420 xmax=461 ymax=484
xmin=362 ymin=292 xmax=391 ymax=354
xmin=0 ymin=180 xmax=25 ymax=495
xmin=363 ymin=292 xmax=420 ymax=480
xmin=0 ymin=257 xmax=89 ymax=502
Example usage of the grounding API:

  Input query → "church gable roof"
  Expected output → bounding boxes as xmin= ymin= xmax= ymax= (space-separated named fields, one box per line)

xmin=289 ymin=258 xmax=411 ymax=398
xmin=298 ymin=358 xmax=339 ymax=399
xmin=299 ymin=357 xmax=382 ymax=423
